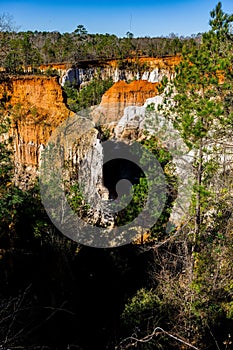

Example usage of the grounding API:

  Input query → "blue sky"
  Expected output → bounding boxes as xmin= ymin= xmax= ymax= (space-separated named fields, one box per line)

xmin=1 ymin=0 xmax=233 ymax=37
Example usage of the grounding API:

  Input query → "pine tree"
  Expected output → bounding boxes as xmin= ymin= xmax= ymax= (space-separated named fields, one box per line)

xmin=161 ymin=2 xmax=233 ymax=251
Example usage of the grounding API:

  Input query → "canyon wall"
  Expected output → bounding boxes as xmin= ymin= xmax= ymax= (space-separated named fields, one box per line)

xmin=93 ymin=80 xmax=160 ymax=124
xmin=61 ymin=55 xmax=181 ymax=86
xmin=0 ymin=75 xmax=74 ymax=187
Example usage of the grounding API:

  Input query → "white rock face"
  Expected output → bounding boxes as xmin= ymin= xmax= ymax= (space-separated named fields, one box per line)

xmin=79 ymin=137 xmax=103 ymax=202
xmin=114 ymin=94 xmax=164 ymax=139
xmin=61 ymin=67 xmax=95 ymax=86
xmin=141 ymin=71 xmax=150 ymax=81
xmin=148 ymin=68 xmax=159 ymax=83
xmin=61 ymin=66 xmax=172 ymax=86
xmin=114 ymin=106 xmax=146 ymax=139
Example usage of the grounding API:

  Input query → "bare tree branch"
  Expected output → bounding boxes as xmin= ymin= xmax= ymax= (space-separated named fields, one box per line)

xmin=116 ymin=326 xmax=199 ymax=350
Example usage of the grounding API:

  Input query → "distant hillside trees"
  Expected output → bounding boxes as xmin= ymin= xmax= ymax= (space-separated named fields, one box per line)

xmin=0 ymin=20 xmax=201 ymax=72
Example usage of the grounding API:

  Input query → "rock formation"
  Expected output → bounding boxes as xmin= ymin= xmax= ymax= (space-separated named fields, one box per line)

xmin=0 ymin=75 xmax=74 ymax=187
xmin=61 ymin=55 xmax=181 ymax=86
xmin=93 ymin=80 xmax=160 ymax=124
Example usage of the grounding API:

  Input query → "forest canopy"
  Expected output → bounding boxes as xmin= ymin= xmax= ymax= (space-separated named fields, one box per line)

xmin=0 ymin=16 xmax=201 ymax=73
